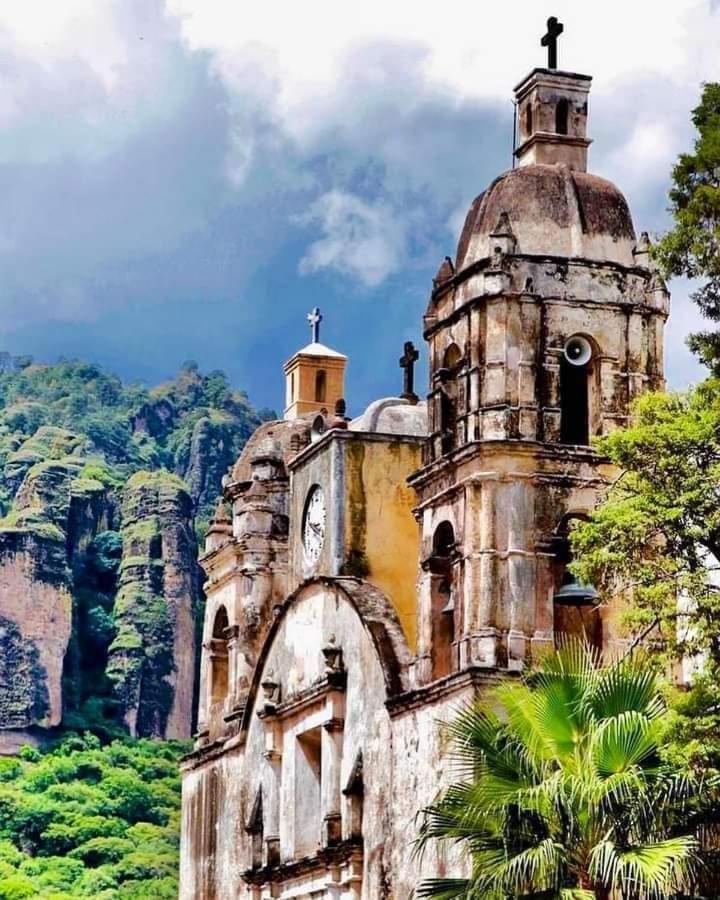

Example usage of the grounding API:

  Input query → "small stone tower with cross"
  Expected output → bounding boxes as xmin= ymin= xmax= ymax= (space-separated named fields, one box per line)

xmin=409 ymin=24 xmax=669 ymax=680
xmin=284 ymin=307 xmax=348 ymax=419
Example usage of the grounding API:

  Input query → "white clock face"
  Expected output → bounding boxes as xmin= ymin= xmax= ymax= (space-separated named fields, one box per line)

xmin=302 ymin=486 xmax=326 ymax=569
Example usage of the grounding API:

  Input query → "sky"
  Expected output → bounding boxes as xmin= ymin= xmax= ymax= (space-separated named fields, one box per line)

xmin=0 ymin=1 xmax=718 ymax=415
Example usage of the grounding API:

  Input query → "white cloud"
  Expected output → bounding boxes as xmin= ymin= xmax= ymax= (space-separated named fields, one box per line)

xmin=165 ymin=0 xmax=719 ymax=109
xmin=298 ymin=191 xmax=407 ymax=287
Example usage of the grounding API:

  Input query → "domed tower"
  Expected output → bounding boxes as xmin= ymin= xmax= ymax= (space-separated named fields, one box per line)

xmin=409 ymin=56 xmax=669 ymax=681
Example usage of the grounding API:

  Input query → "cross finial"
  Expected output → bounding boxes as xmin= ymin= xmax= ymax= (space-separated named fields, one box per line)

xmin=399 ymin=341 xmax=420 ymax=404
xmin=307 ymin=307 xmax=322 ymax=343
xmin=541 ymin=16 xmax=564 ymax=70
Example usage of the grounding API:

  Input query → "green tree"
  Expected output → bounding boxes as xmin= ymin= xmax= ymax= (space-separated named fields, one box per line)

xmin=654 ymin=82 xmax=720 ymax=372
xmin=570 ymin=383 xmax=720 ymax=772
xmin=416 ymin=644 xmax=705 ymax=899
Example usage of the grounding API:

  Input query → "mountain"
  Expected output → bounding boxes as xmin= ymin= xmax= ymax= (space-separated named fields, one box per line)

xmin=0 ymin=356 xmax=269 ymax=749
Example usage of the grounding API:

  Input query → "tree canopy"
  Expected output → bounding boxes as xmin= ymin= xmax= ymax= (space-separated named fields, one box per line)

xmin=654 ymin=81 xmax=720 ymax=372
xmin=0 ymin=735 xmax=186 ymax=899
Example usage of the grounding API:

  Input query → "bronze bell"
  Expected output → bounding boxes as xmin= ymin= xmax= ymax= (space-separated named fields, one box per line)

xmin=554 ymin=572 xmax=599 ymax=607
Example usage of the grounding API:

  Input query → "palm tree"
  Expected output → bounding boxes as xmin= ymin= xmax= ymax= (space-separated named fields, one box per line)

xmin=416 ymin=643 xmax=707 ymax=899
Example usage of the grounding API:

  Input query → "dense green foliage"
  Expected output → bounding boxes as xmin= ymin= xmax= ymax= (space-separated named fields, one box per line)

xmin=0 ymin=356 xmax=269 ymax=735
xmin=0 ymin=357 xmax=269 ymax=525
xmin=571 ymin=383 xmax=720 ymax=773
xmin=654 ymin=82 xmax=720 ymax=372
xmin=416 ymin=644 xmax=711 ymax=899
xmin=0 ymin=735 xmax=186 ymax=899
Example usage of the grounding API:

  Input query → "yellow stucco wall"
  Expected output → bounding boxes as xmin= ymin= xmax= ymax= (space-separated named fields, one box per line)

xmin=284 ymin=354 xmax=346 ymax=419
xmin=343 ymin=439 xmax=421 ymax=651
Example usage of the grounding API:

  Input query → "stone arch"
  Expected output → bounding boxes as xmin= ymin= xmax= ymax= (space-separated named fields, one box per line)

xmin=443 ymin=342 xmax=462 ymax=370
xmin=560 ymin=333 xmax=602 ymax=445
xmin=241 ymin=578 xmax=412 ymax=734
xmin=551 ymin=513 xmax=601 ymax=650
xmin=429 ymin=522 xmax=456 ymax=678
xmin=315 ymin=369 xmax=327 ymax=403
xmin=210 ymin=605 xmax=229 ymax=707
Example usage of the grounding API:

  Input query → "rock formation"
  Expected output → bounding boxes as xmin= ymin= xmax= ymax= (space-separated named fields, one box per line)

xmin=107 ymin=471 xmax=200 ymax=739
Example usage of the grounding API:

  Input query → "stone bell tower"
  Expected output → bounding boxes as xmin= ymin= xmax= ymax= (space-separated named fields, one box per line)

xmin=284 ymin=307 xmax=347 ymax=420
xmin=409 ymin=21 xmax=669 ymax=683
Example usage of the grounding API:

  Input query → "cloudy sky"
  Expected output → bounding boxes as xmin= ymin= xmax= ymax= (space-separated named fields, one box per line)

xmin=0 ymin=0 xmax=718 ymax=414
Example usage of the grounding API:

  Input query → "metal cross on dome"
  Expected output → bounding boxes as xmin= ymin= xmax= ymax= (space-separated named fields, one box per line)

xmin=541 ymin=16 xmax=564 ymax=70
xmin=307 ymin=307 xmax=322 ymax=343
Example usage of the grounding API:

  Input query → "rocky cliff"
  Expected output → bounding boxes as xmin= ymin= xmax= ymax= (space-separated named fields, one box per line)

xmin=108 ymin=472 xmax=199 ymax=739
xmin=0 ymin=358 xmax=267 ymax=750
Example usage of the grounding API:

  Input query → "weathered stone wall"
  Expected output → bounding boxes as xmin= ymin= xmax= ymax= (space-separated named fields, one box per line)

xmin=180 ymin=580 xmax=493 ymax=898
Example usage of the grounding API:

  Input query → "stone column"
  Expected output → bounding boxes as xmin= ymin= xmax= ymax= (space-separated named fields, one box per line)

xmin=464 ymin=478 xmax=500 ymax=667
xmin=414 ymin=565 xmax=436 ymax=684
xmin=263 ymin=750 xmax=281 ymax=868
xmin=321 ymin=680 xmax=345 ymax=847
xmin=506 ymin=480 xmax=534 ymax=670
xmin=195 ymin=640 xmax=211 ymax=739
xmin=225 ymin=625 xmax=241 ymax=710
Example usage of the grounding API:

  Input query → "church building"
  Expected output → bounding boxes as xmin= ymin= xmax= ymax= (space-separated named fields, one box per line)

xmin=179 ymin=30 xmax=669 ymax=899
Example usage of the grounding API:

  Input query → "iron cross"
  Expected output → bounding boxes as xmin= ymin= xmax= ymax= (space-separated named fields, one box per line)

xmin=399 ymin=341 xmax=420 ymax=402
xmin=541 ymin=16 xmax=564 ymax=70
xmin=307 ymin=307 xmax=322 ymax=343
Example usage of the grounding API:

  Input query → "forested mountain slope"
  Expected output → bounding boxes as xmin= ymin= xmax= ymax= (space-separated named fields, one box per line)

xmin=0 ymin=356 xmax=269 ymax=745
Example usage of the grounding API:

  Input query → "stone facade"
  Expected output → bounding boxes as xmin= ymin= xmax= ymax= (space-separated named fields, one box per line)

xmin=180 ymin=64 xmax=669 ymax=899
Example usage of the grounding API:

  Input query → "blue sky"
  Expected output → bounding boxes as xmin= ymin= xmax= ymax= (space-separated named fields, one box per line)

xmin=0 ymin=1 xmax=718 ymax=416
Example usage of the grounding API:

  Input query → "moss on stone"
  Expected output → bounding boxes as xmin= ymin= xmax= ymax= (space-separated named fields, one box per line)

xmin=125 ymin=470 xmax=187 ymax=492
xmin=119 ymin=556 xmax=164 ymax=571
xmin=121 ymin=519 xmax=161 ymax=544
xmin=70 ymin=477 xmax=107 ymax=497
xmin=0 ymin=509 xmax=66 ymax=543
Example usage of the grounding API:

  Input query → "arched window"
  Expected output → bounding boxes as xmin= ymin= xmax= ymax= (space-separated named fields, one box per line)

xmin=315 ymin=369 xmax=327 ymax=403
xmin=430 ymin=521 xmax=456 ymax=679
xmin=560 ymin=359 xmax=590 ymax=444
xmin=555 ymin=98 xmax=569 ymax=135
xmin=525 ymin=102 xmax=533 ymax=137
xmin=443 ymin=343 xmax=462 ymax=370
xmin=210 ymin=606 xmax=229 ymax=707
xmin=433 ymin=521 xmax=456 ymax=558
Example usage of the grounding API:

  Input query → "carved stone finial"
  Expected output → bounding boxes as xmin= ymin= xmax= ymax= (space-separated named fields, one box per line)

xmin=636 ymin=231 xmax=652 ymax=253
xmin=261 ymin=672 xmax=281 ymax=708
xmin=488 ymin=210 xmax=517 ymax=260
xmin=322 ymin=636 xmax=344 ymax=674
xmin=432 ymin=256 xmax=455 ymax=288
xmin=490 ymin=210 xmax=515 ymax=238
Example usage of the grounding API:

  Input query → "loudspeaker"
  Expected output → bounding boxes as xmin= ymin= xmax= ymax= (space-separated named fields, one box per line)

xmin=563 ymin=335 xmax=592 ymax=367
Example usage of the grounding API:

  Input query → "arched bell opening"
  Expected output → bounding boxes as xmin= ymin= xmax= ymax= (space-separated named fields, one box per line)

xmin=438 ymin=343 xmax=462 ymax=454
xmin=210 ymin=605 xmax=230 ymax=708
xmin=429 ymin=521 xmax=457 ymax=678
xmin=551 ymin=515 xmax=602 ymax=650
xmin=560 ymin=334 xmax=600 ymax=445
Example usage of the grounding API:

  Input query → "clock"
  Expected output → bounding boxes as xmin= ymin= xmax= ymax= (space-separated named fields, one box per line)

xmin=302 ymin=485 xmax=326 ymax=569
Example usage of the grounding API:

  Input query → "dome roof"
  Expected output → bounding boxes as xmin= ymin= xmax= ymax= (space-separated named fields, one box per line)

xmin=350 ymin=398 xmax=427 ymax=437
xmin=231 ymin=418 xmax=311 ymax=482
xmin=455 ymin=164 xmax=637 ymax=271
